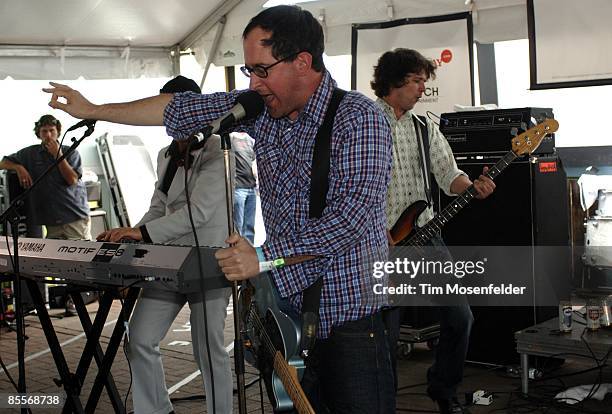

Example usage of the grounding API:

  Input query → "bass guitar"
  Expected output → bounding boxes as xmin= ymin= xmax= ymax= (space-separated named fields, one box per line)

xmin=240 ymin=273 xmax=315 ymax=414
xmin=390 ymin=119 xmax=559 ymax=246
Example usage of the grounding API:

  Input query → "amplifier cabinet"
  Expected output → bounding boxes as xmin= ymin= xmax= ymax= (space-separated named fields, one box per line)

xmin=440 ymin=107 xmax=555 ymax=155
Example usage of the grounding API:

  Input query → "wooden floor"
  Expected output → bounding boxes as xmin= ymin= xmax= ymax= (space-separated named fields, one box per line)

xmin=0 ymin=299 xmax=611 ymax=413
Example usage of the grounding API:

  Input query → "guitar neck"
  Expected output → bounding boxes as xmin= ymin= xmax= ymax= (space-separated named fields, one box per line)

xmin=408 ymin=150 xmax=518 ymax=246
xmin=273 ymin=352 xmax=315 ymax=414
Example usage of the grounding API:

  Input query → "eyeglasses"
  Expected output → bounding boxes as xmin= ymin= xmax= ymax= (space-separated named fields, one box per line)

xmin=240 ymin=51 xmax=303 ymax=78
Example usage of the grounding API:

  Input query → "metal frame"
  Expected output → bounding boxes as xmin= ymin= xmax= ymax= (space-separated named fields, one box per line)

xmin=95 ymin=133 xmax=131 ymax=228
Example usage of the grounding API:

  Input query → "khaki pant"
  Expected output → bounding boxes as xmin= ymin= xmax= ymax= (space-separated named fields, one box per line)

xmin=46 ymin=217 xmax=91 ymax=240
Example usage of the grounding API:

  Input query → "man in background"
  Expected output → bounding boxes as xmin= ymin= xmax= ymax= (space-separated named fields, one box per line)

xmin=232 ymin=131 xmax=257 ymax=244
xmin=0 ymin=114 xmax=90 ymax=240
xmin=0 ymin=114 xmax=91 ymax=314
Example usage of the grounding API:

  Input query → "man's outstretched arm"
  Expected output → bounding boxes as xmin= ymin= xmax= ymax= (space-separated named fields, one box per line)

xmin=43 ymin=82 xmax=173 ymax=126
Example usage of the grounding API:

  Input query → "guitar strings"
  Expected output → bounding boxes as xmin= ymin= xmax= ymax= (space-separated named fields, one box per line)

xmin=406 ymin=150 xmax=518 ymax=247
xmin=247 ymin=309 xmax=308 ymax=406
xmin=247 ymin=307 xmax=311 ymax=411
xmin=247 ymin=307 xmax=278 ymax=356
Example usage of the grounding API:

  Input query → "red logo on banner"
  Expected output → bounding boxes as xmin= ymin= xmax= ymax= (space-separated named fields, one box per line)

xmin=441 ymin=49 xmax=453 ymax=63
xmin=539 ymin=161 xmax=557 ymax=173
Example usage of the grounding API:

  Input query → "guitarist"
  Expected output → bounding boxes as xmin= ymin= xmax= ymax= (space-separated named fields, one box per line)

xmin=371 ymin=49 xmax=495 ymax=414
xmin=44 ymin=5 xmax=396 ymax=413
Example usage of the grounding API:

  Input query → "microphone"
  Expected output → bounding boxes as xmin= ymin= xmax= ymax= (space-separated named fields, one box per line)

xmin=66 ymin=119 xmax=97 ymax=132
xmin=202 ymin=91 xmax=264 ymax=138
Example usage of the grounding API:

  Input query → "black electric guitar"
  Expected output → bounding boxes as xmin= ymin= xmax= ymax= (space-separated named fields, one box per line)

xmin=240 ymin=273 xmax=315 ymax=414
xmin=390 ymin=119 xmax=559 ymax=246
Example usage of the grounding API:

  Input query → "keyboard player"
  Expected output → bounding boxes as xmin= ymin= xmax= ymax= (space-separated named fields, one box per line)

xmin=96 ymin=76 xmax=233 ymax=414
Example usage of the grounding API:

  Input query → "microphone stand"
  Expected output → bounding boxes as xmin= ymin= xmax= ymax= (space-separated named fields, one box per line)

xmin=0 ymin=123 xmax=96 ymax=412
xmin=220 ymin=131 xmax=248 ymax=414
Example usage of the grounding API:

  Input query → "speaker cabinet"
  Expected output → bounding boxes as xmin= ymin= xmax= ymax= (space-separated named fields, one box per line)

xmin=4 ymin=171 xmax=43 ymax=238
xmin=438 ymin=155 xmax=570 ymax=364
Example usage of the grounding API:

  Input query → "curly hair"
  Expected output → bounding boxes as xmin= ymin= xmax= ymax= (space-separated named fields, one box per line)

xmin=243 ymin=5 xmax=325 ymax=73
xmin=371 ymin=48 xmax=436 ymax=98
xmin=34 ymin=114 xmax=61 ymax=137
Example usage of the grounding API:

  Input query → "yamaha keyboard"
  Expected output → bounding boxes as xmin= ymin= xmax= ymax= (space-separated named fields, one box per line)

xmin=0 ymin=237 xmax=230 ymax=293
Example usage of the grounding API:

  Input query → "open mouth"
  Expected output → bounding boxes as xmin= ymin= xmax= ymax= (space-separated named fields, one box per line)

xmin=261 ymin=94 xmax=274 ymax=105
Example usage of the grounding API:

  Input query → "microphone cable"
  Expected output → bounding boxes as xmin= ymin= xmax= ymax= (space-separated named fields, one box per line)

xmin=426 ymin=110 xmax=449 ymax=128
xmin=119 ymin=295 xmax=134 ymax=414
xmin=54 ymin=126 xmax=70 ymax=159
xmin=55 ymin=119 xmax=97 ymax=160
xmin=183 ymin=137 xmax=217 ymax=414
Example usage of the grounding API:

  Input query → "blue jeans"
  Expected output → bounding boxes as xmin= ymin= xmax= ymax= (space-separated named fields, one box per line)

xmin=234 ymin=188 xmax=256 ymax=243
xmin=300 ymin=312 xmax=396 ymax=413
xmin=270 ymin=278 xmax=395 ymax=413
xmin=427 ymin=304 xmax=473 ymax=400
xmin=386 ymin=236 xmax=474 ymax=401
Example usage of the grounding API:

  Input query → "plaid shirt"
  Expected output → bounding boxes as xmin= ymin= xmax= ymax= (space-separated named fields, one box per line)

xmin=164 ymin=71 xmax=392 ymax=338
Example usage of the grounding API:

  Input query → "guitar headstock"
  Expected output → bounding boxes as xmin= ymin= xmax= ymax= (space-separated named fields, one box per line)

xmin=511 ymin=119 xmax=559 ymax=156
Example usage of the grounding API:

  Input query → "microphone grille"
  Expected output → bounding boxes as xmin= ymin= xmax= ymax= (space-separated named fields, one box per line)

xmin=236 ymin=90 xmax=264 ymax=120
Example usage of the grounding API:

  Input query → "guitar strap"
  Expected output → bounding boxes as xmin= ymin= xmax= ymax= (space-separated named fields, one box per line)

xmin=413 ymin=114 xmax=433 ymax=206
xmin=301 ymin=87 xmax=347 ymax=356
xmin=159 ymin=136 xmax=206 ymax=195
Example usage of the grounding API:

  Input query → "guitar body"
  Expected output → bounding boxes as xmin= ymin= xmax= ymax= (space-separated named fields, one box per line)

xmin=389 ymin=200 xmax=428 ymax=246
xmin=241 ymin=274 xmax=305 ymax=412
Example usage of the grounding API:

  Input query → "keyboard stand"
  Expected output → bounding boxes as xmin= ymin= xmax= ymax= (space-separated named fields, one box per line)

xmin=25 ymin=277 xmax=139 ymax=413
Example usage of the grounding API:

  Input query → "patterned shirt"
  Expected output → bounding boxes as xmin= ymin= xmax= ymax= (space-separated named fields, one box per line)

xmin=376 ymin=98 xmax=465 ymax=228
xmin=164 ymin=71 xmax=392 ymax=338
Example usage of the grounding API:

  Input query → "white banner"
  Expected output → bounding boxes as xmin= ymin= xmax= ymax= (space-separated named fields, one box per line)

xmin=352 ymin=13 xmax=473 ymax=117
xmin=529 ymin=0 xmax=612 ymax=88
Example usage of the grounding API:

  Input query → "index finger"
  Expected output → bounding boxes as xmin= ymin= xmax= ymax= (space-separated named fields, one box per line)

xmin=42 ymin=81 xmax=69 ymax=92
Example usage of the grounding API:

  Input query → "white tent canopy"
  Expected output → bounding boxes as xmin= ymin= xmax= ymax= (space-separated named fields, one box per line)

xmin=0 ymin=0 xmax=526 ymax=80
xmin=0 ymin=0 xmax=241 ymax=79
